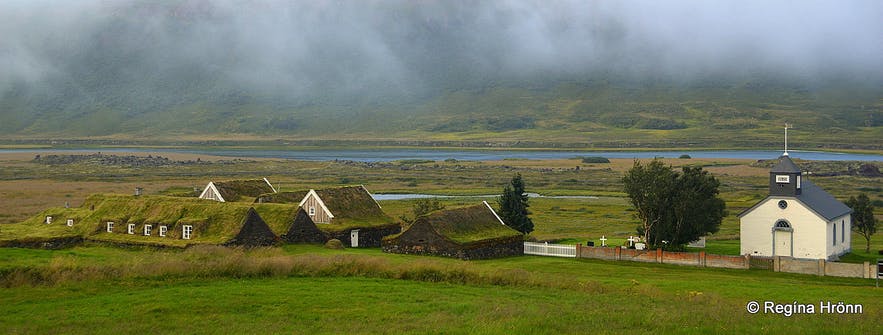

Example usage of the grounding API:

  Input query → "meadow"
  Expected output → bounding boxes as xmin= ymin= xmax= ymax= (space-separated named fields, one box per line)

xmin=1 ymin=245 xmax=882 ymax=334
xmin=0 ymin=151 xmax=881 ymax=333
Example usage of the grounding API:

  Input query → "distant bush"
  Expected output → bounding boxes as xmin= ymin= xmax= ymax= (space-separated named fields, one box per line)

xmin=636 ymin=118 xmax=687 ymax=130
xmin=325 ymin=239 xmax=344 ymax=250
xmin=679 ymin=154 xmax=692 ymax=159
xmin=580 ymin=156 xmax=610 ymax=164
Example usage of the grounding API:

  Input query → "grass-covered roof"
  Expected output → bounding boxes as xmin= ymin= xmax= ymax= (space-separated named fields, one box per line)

xmin=257 ymin=186 xmax=394 ymax=230
xmin=404 ymin=203 xmax=522 ymax=244
xmin=213 ymin=179 xmax=275 ymax=202
xmin=3 ymin=194 xmax=298 ymax=246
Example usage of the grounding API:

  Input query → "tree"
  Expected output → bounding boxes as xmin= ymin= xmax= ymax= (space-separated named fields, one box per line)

xmin=399 ymin=198 xmax=445 ymax=225
xmin=622 ymin=160 xmax=726 ymax=250
xmin=846 ymin=193 xmax=877 ymax=253
xmin=498 ymin=173 xmax=533 ymax=234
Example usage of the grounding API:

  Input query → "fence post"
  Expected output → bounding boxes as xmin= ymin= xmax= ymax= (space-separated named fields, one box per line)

xmin=773 ymin=256 xmax=780 ymax=272
xmin=699 ymin=251 xmax=706 ymax=267
xmin=576 ymin=244 xmax=582 ymax=258
xmin=615 ymin=246 xmax=621 ymax=261
xmin=656 ymin=248 xmax=663 ymax=263
xmin=863 ymin=261 xmax=869 ymax=278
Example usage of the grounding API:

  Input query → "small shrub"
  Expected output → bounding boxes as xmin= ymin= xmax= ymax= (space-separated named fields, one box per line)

xmin=325 ymin=239 xmax=344 ymax=250
xmin=679 ymin=154 xmax=692 ymax=159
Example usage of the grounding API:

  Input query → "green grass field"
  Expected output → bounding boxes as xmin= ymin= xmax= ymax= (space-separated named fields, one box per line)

xmin=0 ymin=245 xmax=880 ymax=334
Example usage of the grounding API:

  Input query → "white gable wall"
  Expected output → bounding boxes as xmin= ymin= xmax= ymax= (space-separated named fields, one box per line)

xmin=740 ymin=197 xmax=842 ymax=259
xmin=198 ymin=182 xmax=225 ymax=202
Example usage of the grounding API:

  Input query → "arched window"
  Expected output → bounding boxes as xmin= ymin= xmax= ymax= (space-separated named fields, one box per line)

xmin=774 ymin=220 xmax=790 ymax=229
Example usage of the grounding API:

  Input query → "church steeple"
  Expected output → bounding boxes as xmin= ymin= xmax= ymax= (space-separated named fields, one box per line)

xmin=769 ymin=126 xmax=802 ymax=196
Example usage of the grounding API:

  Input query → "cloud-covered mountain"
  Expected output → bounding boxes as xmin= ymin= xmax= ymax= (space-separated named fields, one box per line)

xmin=0 ymin=0 xmax=880 ymax=144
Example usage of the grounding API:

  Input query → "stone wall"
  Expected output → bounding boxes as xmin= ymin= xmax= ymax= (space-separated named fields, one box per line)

xmin=576 ymin=245 xmax=749 ymax=270
xmin=573 ymin=245 xmax=877 ymax=279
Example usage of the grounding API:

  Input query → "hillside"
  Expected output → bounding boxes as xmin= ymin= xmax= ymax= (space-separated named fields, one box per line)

xmin=1 ymin=1 xmax=880 ymax=149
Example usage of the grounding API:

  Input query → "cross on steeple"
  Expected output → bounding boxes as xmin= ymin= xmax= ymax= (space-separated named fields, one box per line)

xmin=783 ymin=123 xmax=792 ymax=156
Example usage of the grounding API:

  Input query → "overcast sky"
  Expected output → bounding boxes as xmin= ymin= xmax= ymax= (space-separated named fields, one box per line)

xmin=1 ymin=0 xmax=881 ymax=98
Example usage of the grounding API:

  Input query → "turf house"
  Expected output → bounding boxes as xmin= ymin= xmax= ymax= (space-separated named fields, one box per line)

xmin=382 ymin=201 xmax=524 ymax=260
xmin=199 ymin=178 xmax=277 ymax=202
xmin=2 ymin=194 xmax=299 ymax=248
xmin=255 ymin=185 xmax=400 ymax=247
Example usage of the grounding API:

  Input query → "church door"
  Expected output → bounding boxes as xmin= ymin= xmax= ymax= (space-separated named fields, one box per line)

xmin=773 ymin=230 xmax=792 ymax=257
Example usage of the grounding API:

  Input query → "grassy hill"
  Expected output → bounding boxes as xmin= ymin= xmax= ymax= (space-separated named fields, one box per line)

xmin=3 ymin=78 xmax=880 ymax=150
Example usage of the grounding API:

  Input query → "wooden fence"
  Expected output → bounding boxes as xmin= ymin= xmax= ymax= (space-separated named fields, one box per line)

xmin=523 ymin=242 xmax=576 ymax=258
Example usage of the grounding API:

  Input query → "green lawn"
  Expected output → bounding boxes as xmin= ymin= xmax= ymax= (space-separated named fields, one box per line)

xmin=0 ymin=245 xmax=880 ymax=334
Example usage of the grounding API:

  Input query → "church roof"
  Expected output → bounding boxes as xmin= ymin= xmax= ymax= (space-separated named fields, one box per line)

xmin=796 ymin=180 xmax=853 ymax=221
xmin=738 ymin=179 xmax=852 ymax=221
xmin=770 ymin=155 xmax=801 ymax=173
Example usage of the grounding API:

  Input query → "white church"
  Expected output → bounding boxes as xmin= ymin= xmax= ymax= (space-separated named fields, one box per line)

xmin=739 ymin=129 xmax=852 ymax=260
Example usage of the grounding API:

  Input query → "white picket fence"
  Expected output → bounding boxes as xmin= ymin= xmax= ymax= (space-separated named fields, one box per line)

xmin=523 ymin=242 xmax=576 ymax=258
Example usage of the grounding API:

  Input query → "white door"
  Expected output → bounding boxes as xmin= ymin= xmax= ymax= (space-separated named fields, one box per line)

xmin=774 ymin=230 xmax=792 ymax=257
xmin=350 ymin=230 xmax=359 ymax=248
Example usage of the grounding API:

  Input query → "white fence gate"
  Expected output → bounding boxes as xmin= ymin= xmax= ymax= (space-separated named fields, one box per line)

xmin=523 ymin=242 xmax=576 ymax=258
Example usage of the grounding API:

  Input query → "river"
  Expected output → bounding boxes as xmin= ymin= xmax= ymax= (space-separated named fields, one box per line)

xmin=1 ymin=148 xmax=881 ymax=162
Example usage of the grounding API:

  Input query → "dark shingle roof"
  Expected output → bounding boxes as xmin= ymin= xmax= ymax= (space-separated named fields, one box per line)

xmin=796 ymin=180 xmax=853 ymax=220
xmin=771 ymin=155 xmax=801 ymax=173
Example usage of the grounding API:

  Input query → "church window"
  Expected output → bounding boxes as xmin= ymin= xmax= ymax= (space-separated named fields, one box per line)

xmin=778 ymin=200 xmax=787 ymax=209
xmin=841 ymin=220 xmax=845 ymax=243
xmin=774 ymin=220 xmax=790 ymax=229
xmin=833 ymin=224 xmax=836 ymax=246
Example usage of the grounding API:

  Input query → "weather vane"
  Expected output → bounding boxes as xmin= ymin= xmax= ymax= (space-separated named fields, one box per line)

xmin=783 ymin=123 xmax=793 ymax=156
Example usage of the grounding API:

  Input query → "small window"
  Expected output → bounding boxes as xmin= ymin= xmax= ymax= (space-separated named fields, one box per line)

xmin=183 ymin=225 xmax=193 ymax=240
xmin=127 ymin=223 xmax=135 ymax=235
xmin=796 ymin=175 xmax=801 ymax=189
xmin=66 ymin=219 xmax=74 ymax=227
xmin=774 ymin=220 xmax=790 ymax=229
xmin=309 ymin=206 xmax=316 ymax=216
xmin=775 ymin=175 xmax=790 ymax=183
xmin=144 ymin=224 xmax=152 ymax=236
xmin=159 ymin=226 xmax=167 ymax=237
xmin=841 ymin=220 xmax=845 ymax=243
xmin=778 ymin=200 xmax=788 ymax=209
xmin=45 ymin=216 xmax=52 ymax=224
xmin=107 ymin=222 xmax=114 ymax=232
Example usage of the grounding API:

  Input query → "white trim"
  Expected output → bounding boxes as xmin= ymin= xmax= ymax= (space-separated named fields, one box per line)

xmin=263 ymin=178 xmax=277 ymax=193
xmin=199 ymin=182 xmax=226 ymax=202
xmin=483 ymin=201 xmax=506 ymax=225
xmin=144 ymin=224 xmax=152 ymax=236
xmin=298 ymin=190 xmax=334 ymax=220
xmin=66 ymin=219 xmax=74 ymax=227
xmin=159 ymin=225 xmax=167 ymax=237
xmin=360 ymin=185 xmax=383 ymax=209
xmin=106 ymin=221 xmax=114 ymax=232
xmin=775 ymin=175 xmax=790 ymax=183
xmin=127 ymin=223 xmax=135 ymax=235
